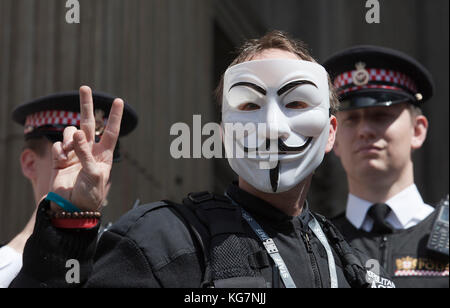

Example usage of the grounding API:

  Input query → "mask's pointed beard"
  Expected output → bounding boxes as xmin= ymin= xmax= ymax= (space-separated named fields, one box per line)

xmin=270 ymin=161 xmax=280 ymax=193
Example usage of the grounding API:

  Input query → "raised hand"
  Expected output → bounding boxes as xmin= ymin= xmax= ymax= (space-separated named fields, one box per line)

xmin=49 ymin=86 xmax=124 ymax=212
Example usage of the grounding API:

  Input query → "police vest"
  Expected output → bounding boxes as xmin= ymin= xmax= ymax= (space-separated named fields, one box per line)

xmin=332 ymin=195 xmax=449 ymax=288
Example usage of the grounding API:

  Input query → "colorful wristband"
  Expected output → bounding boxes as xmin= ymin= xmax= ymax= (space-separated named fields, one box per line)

xmin=46 ymin=192 xmax=81 ymax=213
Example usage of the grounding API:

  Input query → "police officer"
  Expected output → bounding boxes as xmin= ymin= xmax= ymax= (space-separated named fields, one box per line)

xmin=0 ymin=91 xmax=137 ymax=287
xmin=11 ymin=31 xmax=394 ymax=288
xmin=324 ymin=46 xmax=449 ymax=288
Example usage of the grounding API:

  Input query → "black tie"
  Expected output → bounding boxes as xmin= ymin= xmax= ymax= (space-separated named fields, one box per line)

xmin=367 ymin=203 xmax=394 ymax=234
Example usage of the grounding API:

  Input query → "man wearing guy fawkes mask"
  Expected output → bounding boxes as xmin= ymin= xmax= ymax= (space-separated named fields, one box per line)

xmin=222 ymin=57 xmax=331 ymax=194
xmin=11 ymin=31 xmax=394 ymax=289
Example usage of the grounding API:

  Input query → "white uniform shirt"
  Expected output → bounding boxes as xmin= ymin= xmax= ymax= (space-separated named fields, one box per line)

xmin=0 ymin=246 xmax=22 ymax=288
xmin=345 ymin=184 xmax=435 ymax=232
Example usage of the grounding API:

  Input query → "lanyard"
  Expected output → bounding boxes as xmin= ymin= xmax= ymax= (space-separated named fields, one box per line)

xmin=240 ymin=207 xmax=297 ymax=288
xmin=308 ymin=217 xmax=339 ymax=288
xmin=226 ymin=193 xmax=338 ymax=288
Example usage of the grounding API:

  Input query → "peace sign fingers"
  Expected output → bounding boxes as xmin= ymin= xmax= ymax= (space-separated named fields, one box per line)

xmin=79 ymin=86 xmax=96 ymax=144
xmin=99 ymin=98 xmax=124 ymax=153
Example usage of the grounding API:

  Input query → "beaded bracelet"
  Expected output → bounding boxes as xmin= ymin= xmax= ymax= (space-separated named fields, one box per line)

xmin=47 ymin=210 xmax=102 ymax=219
xmin=48 ymin=210 xmax=101 ymax=229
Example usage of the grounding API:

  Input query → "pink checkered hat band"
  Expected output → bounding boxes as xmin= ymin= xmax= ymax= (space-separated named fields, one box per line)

xmin=24 ymin=110 xmax=82 ymax=133
xmin=334 ymin=68 xmax=418 ymax=94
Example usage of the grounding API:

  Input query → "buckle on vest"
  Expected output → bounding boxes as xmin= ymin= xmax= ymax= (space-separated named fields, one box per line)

xmin=188 ymin=191 xmax=214 ymax=204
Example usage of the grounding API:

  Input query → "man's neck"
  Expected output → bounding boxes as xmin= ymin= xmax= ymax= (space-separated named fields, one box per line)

xmin=238 ymin=175 xmax=312 ymax=217
xmin=348 ymin=163 xmax=414 ymax=203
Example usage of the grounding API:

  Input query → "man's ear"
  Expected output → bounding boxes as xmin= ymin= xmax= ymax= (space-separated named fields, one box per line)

xmin=20 ymin=149 xmax=37 ymax=181
xmin=325 ymin=116 xmax=337 ymax=154
xmin=411 ymin=115 xmax=428 ymax=150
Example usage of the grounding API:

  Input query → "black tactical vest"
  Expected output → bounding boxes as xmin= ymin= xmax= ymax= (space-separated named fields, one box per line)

xmin=160 ymin=191 xmax=374 ymax=288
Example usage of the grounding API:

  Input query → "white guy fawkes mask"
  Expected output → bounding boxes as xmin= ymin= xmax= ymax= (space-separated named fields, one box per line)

xmin=222 ymin=59 xmax=330 ymax=193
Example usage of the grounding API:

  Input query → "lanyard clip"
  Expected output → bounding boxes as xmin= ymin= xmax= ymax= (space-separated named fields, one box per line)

xmin=263 ymin=239 xmax=279 ymax=254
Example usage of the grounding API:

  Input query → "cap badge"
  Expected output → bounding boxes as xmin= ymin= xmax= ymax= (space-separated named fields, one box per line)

xmin=95 ymin=109 xmax=106 ymax=136
xmin=352 ymin=62 xmax=370 ymax=86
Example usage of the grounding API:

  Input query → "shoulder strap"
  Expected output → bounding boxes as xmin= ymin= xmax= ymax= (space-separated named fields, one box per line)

xmin=312 ymin=213 xmax=370 ymax=288
xmin=181 ymin=191 xmax=267 ymax=288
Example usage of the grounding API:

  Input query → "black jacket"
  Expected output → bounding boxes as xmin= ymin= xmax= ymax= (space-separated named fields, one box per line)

xmin=11 ymin=184 xmax=393 ymax=288
xmin=333 ymin=209 xmax=449 ymax=288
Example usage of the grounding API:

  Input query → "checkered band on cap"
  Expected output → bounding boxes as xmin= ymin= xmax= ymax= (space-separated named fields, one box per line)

xmin=24 ymin=110 xmax=81 ymax=132
xmin=334 ymin=68 xmax=418 ymax=96
xmin=24 ymin=110 xmax=107 ymax=134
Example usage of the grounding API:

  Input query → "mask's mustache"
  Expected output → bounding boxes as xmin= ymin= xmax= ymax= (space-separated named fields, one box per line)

xmin=244 ymin=137 xmax=313 ymax=154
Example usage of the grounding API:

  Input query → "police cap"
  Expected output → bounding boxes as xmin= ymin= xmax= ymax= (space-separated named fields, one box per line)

xmin=12 ymin=91 xmax=138 ymax=162
xmin=323 ymin=45 xmax=434 ymax=111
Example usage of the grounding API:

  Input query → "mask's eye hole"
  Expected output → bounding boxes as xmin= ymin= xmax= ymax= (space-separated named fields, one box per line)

xmin=286 ymin=101 xmax=308 ymax=109
xmin=237 ymin=102 xmax=261 ymax=111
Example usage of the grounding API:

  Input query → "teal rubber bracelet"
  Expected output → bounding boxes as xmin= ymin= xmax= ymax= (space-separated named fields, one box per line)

xmin=46 ymin=192 xmax=81 ymax=213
